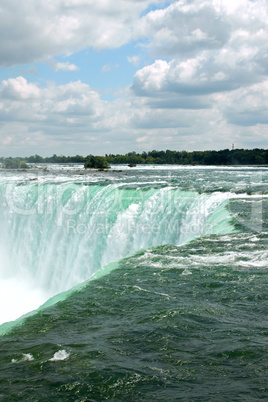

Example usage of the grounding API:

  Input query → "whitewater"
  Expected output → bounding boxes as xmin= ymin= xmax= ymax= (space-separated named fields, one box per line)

xmin=0 ymin=164 xmax=267 ymax=400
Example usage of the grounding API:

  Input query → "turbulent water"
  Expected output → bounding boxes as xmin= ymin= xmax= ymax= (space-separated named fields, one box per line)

xmin=0 ymin=164 xmax=267 ymax=400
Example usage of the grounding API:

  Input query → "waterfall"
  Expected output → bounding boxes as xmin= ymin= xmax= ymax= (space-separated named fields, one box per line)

xmin=0 ymin=181 xmax=236 ymax=324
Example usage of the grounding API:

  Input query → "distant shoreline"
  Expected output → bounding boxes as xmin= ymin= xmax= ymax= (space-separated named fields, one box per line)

xmin=1 ymin=148 xmax=268 ymax=168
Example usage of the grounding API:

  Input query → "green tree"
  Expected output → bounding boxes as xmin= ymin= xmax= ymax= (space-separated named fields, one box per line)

xmin=84 ymin=156 xmax=110 ymax=169
xmin=3 ymin=159 xmax=29 ymax=169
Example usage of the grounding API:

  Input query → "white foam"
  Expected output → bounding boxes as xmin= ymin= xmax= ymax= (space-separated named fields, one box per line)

xmin=49 ymin=350 xmax=70 ymax=361
xmin=0 ymin=277 xmax=48 ymax=325
xmin=12 ymin=353 xmax=34 ymax=363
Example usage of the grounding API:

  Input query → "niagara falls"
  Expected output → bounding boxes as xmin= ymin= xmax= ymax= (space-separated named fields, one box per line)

xmin=0 ymin=164 xmax=267 ymax=399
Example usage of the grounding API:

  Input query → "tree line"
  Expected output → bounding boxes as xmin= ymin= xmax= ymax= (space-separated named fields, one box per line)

xmin=0 ymin=148 xmax=267 ymax=169
xmin=105 ymin=149 xmax=268 ymax=165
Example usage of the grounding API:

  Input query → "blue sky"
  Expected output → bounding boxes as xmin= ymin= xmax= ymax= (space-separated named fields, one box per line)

xmin=0 ymin=46 xmax=143 ymax=99
xmin=0 ymin=0 xmax=267 ymax=157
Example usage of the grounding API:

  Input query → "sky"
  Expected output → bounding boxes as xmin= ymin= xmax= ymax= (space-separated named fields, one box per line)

xmin=0 ymin=0 xmax=267 ymax=157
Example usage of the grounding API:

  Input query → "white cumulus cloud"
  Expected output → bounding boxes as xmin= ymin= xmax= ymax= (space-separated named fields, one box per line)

xmin=54 ymin=62 xmax=79 ymax=71
xmin=0 ymin=0 xmax=163 ymax=66
xmin=0 ymin=0 xmax=268 ymax=155
xmin=1 ymin=76 xmax=41 ymax=100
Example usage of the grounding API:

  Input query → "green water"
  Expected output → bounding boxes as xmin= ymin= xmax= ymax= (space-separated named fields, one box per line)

xmin=0 ymin=166 xmax=267 ymax=400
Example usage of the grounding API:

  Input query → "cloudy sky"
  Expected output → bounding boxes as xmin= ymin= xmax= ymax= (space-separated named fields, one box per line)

xmin=0 ymin=0 xmax=267 ymax=157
